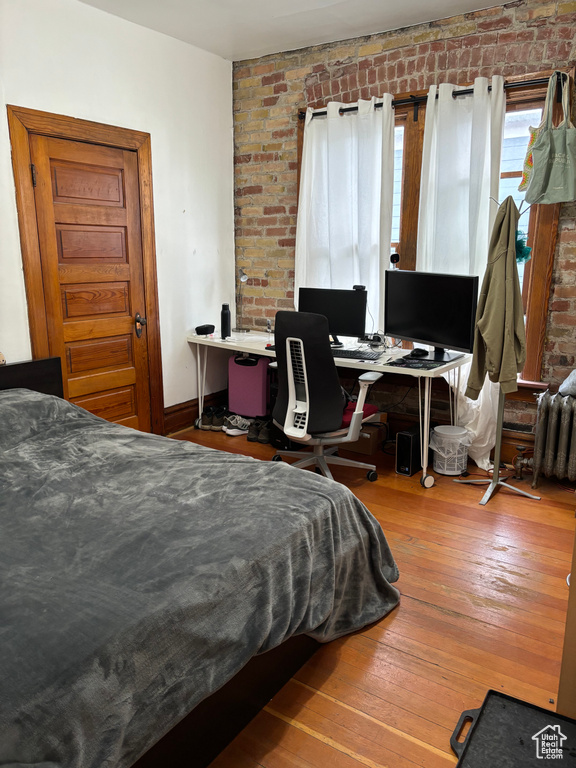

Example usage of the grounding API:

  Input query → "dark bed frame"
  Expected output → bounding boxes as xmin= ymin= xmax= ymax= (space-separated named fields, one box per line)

xmin=1 ymin=358 xmax=320 ymax=767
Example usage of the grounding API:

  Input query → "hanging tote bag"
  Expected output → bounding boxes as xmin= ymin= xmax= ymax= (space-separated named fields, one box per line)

xmin=525 ymin=72 xmax=576 ymax=205
xmin=518 ymin=74 xmax=555 ymax=191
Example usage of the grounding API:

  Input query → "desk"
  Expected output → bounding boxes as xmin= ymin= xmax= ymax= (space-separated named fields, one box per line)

xmin=187 ymin=331 xmax=470 ymax=488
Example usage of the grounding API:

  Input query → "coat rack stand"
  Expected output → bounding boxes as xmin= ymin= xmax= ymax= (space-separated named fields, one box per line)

xmin=455 ymin=387 xmax=541 ymax=506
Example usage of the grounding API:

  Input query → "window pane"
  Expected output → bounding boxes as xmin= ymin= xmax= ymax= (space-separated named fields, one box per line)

xmin=499 ymin=108 xmax=542 ymax=286
xmin=391 ymin=125 xmax=404 ymax=252
xmin=500 ymin=108 xmax=542 ymax=173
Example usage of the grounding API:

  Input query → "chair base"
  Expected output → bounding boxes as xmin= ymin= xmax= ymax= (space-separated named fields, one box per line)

xmin=274 ymin=445 xmax=377 ymax=481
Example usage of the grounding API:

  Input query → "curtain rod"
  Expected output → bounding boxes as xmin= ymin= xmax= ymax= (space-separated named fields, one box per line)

xmin=298 ymin=72 xmax=566 ymax=120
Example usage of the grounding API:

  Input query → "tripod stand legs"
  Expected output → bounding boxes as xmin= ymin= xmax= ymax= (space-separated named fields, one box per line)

xmin=479 ymin=478 xmax=541 ymax=505
xmin=454 ymin=387 xmax=541 ymax=505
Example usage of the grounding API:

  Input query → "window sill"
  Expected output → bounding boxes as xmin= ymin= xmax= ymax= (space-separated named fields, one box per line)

xmin=505 ymin=379 xmax=548 ymax=402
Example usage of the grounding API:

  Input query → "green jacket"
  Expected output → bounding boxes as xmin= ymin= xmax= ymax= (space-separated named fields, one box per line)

xmin=465 ymin=196 xmax=526 ymax=400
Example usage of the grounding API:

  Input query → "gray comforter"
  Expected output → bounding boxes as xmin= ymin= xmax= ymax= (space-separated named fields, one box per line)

xmin=0 ymin=389 xmax=399 ymax=768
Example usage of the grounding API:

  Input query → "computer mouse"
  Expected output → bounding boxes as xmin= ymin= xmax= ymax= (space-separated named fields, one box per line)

xmin=410 ymin=348 xmax=428 ymax=358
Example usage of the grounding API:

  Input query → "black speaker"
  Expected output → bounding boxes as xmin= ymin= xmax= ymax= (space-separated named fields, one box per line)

xmin=396 ymin=425 xmax=421 ymax=476
xmin=195 ymin=323 xmax=215 ymax=336
xmin=268 ymin=423 xmax=303 ymax=451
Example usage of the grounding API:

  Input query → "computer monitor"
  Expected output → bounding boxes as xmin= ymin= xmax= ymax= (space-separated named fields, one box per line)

xmin=384 ymin=270 xmax=478 ymax=362
xmin=298 ymin=287 xmax=367 ymax=346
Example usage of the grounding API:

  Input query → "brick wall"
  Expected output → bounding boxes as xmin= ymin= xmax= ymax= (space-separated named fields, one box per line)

xmin=544 ymin=200 xmax=576 ymax=384
xmin=233 ymin=0 xmax=576 ymax=429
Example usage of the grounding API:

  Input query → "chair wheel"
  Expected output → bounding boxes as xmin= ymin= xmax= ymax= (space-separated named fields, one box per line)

xmin=367 ymin=470 xmax=378 ymax=482
xmin=420 ymin=474 xmax=435 ymax=488
xmin=271 ymin=455 xmax=283 ymax=462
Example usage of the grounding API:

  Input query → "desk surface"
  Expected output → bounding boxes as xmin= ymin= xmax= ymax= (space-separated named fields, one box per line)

xmin=187 ymin=331 xmax=470 ymax=378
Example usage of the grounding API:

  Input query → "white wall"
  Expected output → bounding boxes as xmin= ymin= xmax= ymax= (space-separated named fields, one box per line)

xmin=0 ymin=0 xmax=234 ymax=407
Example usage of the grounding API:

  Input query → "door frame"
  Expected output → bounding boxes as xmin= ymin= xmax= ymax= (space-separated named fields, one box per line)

xmin=7 ymin=105 xmax=164 ymax=434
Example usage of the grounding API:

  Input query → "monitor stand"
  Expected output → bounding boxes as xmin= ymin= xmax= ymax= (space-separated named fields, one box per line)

xmin=330 ymin=336 xmax=344 ymax=348
xmin=407 ymin=347 xmax=464 ymax=363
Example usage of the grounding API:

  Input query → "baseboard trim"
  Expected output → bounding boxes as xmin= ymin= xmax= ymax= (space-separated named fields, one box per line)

xmin=164 ymin=390 xmax=227 ymax=435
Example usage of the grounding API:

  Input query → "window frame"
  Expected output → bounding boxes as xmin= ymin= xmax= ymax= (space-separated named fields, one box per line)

xmin=297 ymin=69 xmax=571 ymax=385
xmin=500 ymin=76 xmax=563 ymax=383
xmin=391 ymin=71 xmax=567 ymax=384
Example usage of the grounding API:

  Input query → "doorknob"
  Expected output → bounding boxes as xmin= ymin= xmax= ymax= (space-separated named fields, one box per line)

xmin=135 ymin=312 xmax=147 ymax=338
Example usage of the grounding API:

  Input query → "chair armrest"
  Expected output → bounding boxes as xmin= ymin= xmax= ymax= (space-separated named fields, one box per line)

xmin=345 ymin=372 xmax=382 ymax=440
xmin=355 ymin=371 xmax=382 ymax=410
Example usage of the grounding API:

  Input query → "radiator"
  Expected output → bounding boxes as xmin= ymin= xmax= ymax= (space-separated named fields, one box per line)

xmin=532 ymin=391 xmax=576 ymax=488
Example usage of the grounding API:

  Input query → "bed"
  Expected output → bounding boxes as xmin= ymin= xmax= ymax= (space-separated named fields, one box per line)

xmin=0 ymin=358 xmax=400 ymax=768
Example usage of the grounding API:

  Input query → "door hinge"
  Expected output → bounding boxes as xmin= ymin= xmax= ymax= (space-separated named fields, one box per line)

xmin=31 ymin=164 xmax=37 ymax=187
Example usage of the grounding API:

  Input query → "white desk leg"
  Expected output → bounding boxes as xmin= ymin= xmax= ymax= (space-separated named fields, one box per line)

xmin=455 ymin=365 xmax=461 ymax=426
xmin=420 ymin=376 xmax=434 ymax=488
xmin=195 ymin=344 xmax=208 ymax=428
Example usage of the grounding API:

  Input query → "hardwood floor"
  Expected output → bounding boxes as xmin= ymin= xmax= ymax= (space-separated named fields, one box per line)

xmin=173 ymin=426 xmax=575 ymax=768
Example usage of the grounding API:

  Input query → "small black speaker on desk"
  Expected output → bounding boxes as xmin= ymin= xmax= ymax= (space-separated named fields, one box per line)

xmin=396 ymin=425 xmax=421 ymax=476
xmin=195 ymin=324 xmax=215 ymax=336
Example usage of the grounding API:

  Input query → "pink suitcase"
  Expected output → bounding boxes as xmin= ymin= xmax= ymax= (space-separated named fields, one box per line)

xmin=228 ymin=354 xmax=270 ymax=417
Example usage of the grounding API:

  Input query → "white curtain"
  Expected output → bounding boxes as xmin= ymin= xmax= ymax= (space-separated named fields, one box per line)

xmin=295 ymin=96 xmax=395 ymax=333
xmin=416 ymin=76 xmax=506 ymax=468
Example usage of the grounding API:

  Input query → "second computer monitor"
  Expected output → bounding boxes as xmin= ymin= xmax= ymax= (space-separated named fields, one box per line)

xmin=298 ymin=287 xmax=367 ymax=345
xmin=384 ymin=269 xmax=478 ymax=361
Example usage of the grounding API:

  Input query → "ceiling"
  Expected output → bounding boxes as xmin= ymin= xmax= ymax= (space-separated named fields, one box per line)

xmin=77 ymin=0 xmax=494 ymax=61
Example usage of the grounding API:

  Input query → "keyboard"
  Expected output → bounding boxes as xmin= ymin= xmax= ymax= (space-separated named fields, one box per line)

xmin=266 ymin=344 xmax=383 ymax=361
xmin=388 ymin=358 xmax=445 ymax=370
xmin=332 ymin=348 xmax=384 ymax=361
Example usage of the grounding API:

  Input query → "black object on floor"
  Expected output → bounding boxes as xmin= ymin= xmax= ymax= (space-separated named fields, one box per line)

xmin=451 ymin=690 xmax=576 ymax=766
xmin=268 ymin=422 xmax=303 ymax=451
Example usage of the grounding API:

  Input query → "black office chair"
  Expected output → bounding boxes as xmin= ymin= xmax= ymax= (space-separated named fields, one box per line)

xmin=271 ymin=311 xmax=382 ymax=481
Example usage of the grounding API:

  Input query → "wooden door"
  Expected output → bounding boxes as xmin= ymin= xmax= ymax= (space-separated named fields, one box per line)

xmin=29 ymin=135 xmax=151 ymax=431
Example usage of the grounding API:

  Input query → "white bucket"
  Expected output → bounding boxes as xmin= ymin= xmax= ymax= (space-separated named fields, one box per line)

xmin=430 ymin=425 xmax=469 ymax=476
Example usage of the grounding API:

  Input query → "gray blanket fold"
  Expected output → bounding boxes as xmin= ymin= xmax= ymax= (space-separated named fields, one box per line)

xmin=0 ymin=389 xmax=399 ymax=768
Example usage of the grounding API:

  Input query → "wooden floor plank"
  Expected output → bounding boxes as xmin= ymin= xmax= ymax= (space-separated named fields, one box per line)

xmin=366 ymin=621 xmax=558 ymax=695
xmin=391 ymin=594 xmax=563 ymax=665
xmin=285 ymin=677 xmax=454 ymax=752
xmin=172 ymin=428 xmax=575 ymax=767
xmin=363 ymin=470 xmax=576 ymax=527
xmin=395 ymin=558 xmax=567 ymax=622
xmin=373 ymin=611 xmax=560 ymax=683
xmin=393 ymin=571 xmax=567 ymax=646
xmin=372 ymin=511 xmax=571 ymax=582
xmin=328 ymin=635 xmax=490 ymax=712
xmin=355 ymin=626 xmax=557 ymax=707
xmin=387 ymin=531 xmax=571 ymax=591
xmin=396 ymin=547 xmax=568 ymax=612
xmin=296 ymin=653 xmax=463 ymax=730
xmin=370 ymin=499 xmax=573 ymax=560
xmin=264 ymin=704 xmax=454 ymax=768
xmin=237 ymin=709 xmax=394 ymax=768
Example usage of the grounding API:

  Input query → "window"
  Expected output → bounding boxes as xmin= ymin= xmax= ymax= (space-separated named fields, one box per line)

xmin=297 ymin=70 xmax=566 ymax=383
xmin=499 ymin=107 xmax=542 ymax=302
xmin=391 ymin=125 xmax=404 ymax=254
xmin=391 ymin=73 xmax=563 ymax=383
